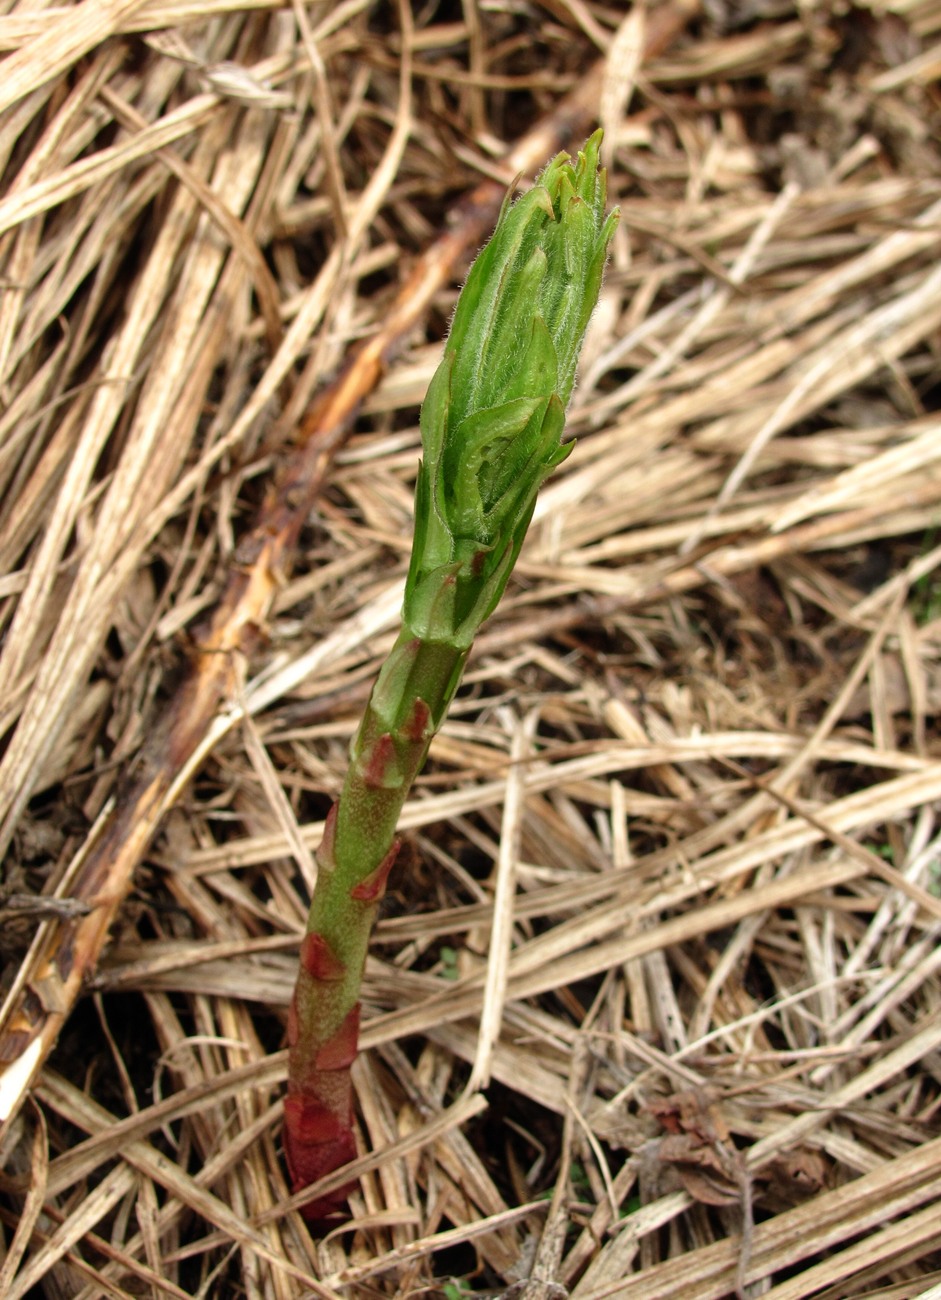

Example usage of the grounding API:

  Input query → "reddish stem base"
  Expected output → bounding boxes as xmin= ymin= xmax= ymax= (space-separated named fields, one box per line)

xmin=284 ymin=1001 xmax=361 ymax=1221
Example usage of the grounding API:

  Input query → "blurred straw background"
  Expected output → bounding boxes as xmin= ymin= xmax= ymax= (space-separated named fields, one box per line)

xmin=1 ymin=1 xmax=941 ymax=1296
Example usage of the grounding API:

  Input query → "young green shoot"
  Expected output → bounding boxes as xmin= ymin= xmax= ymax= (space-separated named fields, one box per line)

xmin=284 ymin=130 xmax=618 ymax=1221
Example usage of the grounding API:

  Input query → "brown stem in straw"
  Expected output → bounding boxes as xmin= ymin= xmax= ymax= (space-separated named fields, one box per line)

xmin=0 ymin=62 xmax=601 ymax=1144
xmin=0 ymin=1 xmax=701 ymax=1149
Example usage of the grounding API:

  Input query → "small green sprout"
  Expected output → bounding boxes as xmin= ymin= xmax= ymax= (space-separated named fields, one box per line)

xmin=284 ymin=131 xmax=618 ymax=1222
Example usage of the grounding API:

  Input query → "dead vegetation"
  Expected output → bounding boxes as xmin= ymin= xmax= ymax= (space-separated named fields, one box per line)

xmin=1 ymin=1 xmax=941 ymax=1296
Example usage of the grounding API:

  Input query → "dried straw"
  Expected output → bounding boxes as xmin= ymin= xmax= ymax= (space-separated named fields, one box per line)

xmin=2 ymin=1 xmax=941 ymax=1295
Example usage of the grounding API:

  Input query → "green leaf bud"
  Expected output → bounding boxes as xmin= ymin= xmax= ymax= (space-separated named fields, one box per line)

xmin=405 ymin=129 xmax=619 ymax=645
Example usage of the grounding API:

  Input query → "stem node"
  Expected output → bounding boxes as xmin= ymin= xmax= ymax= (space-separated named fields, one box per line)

xmin=350 ymin=839 xmax=400 ymax=903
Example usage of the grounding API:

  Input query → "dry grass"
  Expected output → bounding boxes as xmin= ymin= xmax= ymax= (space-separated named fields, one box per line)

xmin=1 ymin=1 xmax=941 ymax=1296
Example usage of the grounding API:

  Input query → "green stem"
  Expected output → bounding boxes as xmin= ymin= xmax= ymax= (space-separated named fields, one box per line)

xmin=284 ymin=629 xmax=467 ymax=1218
